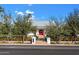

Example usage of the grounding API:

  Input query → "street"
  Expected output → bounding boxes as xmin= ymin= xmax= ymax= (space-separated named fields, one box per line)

xmin=0 ymin=45 xmax=79 ymax=55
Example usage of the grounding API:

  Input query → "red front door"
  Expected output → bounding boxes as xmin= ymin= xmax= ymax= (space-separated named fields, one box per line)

xmin=39 ymin=30 xmax=44 ymax=35
xmin=38 ymin=29 xmax=45 ymax=39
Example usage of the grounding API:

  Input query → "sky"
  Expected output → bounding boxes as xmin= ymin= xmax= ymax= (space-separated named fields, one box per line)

xmin=0 ymin=4 xmax=79 ymax=26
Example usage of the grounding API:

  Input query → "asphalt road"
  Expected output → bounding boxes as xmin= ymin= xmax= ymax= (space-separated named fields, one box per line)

xmin=0 ymin=45 xmax=79 ymax=55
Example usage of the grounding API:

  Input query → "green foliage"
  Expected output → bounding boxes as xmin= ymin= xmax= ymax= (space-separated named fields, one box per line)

xmin=12 ymin=14 xmax=33 ymax=35
xmin=65 ymin=9 xmax=79 ymax=34
xmin=47 ymin=9 xmax=79 ymax=41
xmin=0 ymin=14 xmax=12 ymax=35
xmin=0 ymin=6 xmax=36 ymax=36
xmin=46 ymin=17 xmax=61 ymax=41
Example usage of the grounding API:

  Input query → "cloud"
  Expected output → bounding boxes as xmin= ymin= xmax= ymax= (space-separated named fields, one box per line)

xmin=17 ymin=12 xmax=24 ymax=15
xmin=15 ymin=11 xmax=18 ymax=13
xmin=31 ymin=15 xmax=35 ymax=19
xmin=15 ymin=11 xmax=24 ymax=15
xmin=26 ymin=10 xmax=34 ymax=14
xmin=15 ymin=9 xmax=34 ymax=16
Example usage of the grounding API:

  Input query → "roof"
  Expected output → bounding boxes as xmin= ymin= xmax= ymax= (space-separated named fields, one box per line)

xmin=32 ymin=20 xmax=56 ymax=29
xmin=36 ymin=26 xmax=47 ymax=29
xmin=32 ymin=20 xmax=49 ymax=27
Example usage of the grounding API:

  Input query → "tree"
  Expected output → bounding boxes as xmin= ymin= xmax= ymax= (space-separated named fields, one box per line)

xmin=13 ymin=14 xmax=33 ymax=35
xmin=66 ymin=9 xmax=79 ymax=33
xmin=0 ymin=6 xmax=12 ymax=35
xmin=0 ymin=14 xmax=12 ymax=35
xmin=63 ymin=9 xmax=79 ymax=41
xmin=46 ymin=17 xmax=61 ymax=42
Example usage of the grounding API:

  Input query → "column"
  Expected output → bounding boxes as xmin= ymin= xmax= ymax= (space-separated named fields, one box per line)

xmin=47 ymin=37 xmax=51 ymax=44
xmin=32 ymin=36 xmax=36 ymax=44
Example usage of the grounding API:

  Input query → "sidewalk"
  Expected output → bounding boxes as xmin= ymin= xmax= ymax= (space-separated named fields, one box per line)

xmin=0 ymin=43 xmax=78 ymax=46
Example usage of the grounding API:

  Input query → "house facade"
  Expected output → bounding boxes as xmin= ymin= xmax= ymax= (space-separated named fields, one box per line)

xmin=32 ymin=20 xmax=49 ymax=39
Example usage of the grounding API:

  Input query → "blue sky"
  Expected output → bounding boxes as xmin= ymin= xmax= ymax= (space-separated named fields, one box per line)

xmin=0 ymin=4 xmax=79 ymax=21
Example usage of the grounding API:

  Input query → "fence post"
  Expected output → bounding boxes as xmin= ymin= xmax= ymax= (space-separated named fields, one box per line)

xmin=47 ymin=37 xmax=51 ymax=44
xmin=32 ymin=36 xmax=36 ymax=44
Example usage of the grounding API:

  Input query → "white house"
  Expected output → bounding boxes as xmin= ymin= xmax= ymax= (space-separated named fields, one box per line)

xmin=32 ymin=20 xmax=49 ymax=39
